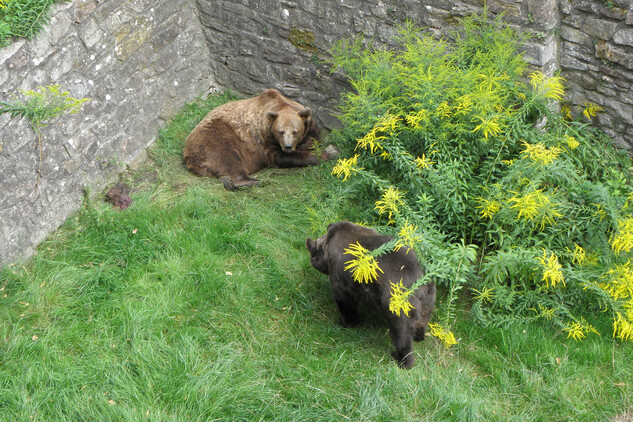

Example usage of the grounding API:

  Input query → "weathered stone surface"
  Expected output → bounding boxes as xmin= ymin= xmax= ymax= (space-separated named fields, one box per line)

xmin=0 ymin=0 xmax=214 ymax=266
xmin=559 ymin=0 xmax=633 ymax=153
xmin=582 ymin=16 xmax=619 ymax=39
xmin=527 ymin=0 xmax=559 ymax=31
xmin=561 ymin=54 xmax=589 ymax=71
xmin=561 ymin=25 xmax=592 ymax=44
xmin=596 ymin=40 xmax=633 ymax=69
xmin=613 ymin=28 xmax=633 ymax=46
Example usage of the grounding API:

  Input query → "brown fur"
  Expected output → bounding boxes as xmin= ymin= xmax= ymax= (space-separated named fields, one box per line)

xmin=306 ymin=221 xmax=436 ymax=369
xmin=183 ymin=89 xmax=320 ymax=190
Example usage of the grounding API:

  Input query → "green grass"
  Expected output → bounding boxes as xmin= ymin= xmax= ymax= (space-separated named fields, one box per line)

xmin=1 ymin=92 xmax=631 ymax=421
xmin=0 ymin=0 xmax=66 ymax=48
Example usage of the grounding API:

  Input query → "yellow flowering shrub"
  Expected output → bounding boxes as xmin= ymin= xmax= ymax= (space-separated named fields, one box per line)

xmin=329 ymin=15 xmax=633 ymax=344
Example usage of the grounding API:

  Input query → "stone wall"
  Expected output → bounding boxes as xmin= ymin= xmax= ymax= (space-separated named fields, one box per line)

xmin=196 ymin=0 xmax=561 ymax=130
xmin=560 ymin=0 xmax=633 ymax=150
xmin=197 ymin=0 xmax=632 ymax=153
xmin=0 ymin=0 xmax=214 ymax=265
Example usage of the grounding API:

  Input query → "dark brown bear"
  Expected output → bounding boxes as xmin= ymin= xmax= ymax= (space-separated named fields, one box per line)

xmin=183 ymin=89 xmax=320 ymax=190
xmin=306 ymin=221 xmax=436 ymax=369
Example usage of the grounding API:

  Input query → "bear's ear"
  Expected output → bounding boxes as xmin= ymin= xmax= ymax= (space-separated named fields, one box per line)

xmin=306 ymin=238 xmax=317 ymax=253
xmin=267 ymin=110 xmax=279 ymax=120
xmin=298 ymin=107 xmax=311 ymax=119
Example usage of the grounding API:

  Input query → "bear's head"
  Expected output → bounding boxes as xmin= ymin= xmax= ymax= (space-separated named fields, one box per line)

xmin=267 ymin=107 xmax=311 ymax=152
xmin=306 ymin=235 xmax=329 ymax=275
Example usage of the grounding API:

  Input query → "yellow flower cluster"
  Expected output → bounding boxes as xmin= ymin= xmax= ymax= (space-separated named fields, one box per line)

xmin=356 ymin=113 xmax=400 ymax=154
xmin=476 ymin=72 xmax=508 ymax=91
xmin=563 ymin=135 xmax=579 ymax=150
xmin=560 ymin=104 xmax=572 ymax=120
xmin=613 ymin=304 xmax=633 ymax=342
xmin=454 ymin=94 xmax=473 ymax=116
xmin=508 ymin=188 xmax=562 ymax=229
xmin=357 ymin=131 xmax=384 ymax=154
xmin=429 ymin=323 xmax=458 ymax=348
xmin=610 ymin=217 xmax=633 ymax=255
xmin=537 ymin=250 xmax=565 ymax=288
xmin=388 ymin=280 xmax=414 ymax=317
xmin=571 ymin=243 xmax=586 ymax=266
xmin=520 ymin=141 xmax=562 ymax=165
xmin=414 ymin=154 xmax=435 ymax=170
xmin=436 ymin=101 xmax=452 ymax=118
xmin=582 ymin=103 xmax=604 ymax=120
xmin=331 ymin=154 xmax=361 ymax=181
xmin=375 ymin=186 xmax=404 ymax=223
xmin=602 ymin=260 xmax=633 ymax=301
xmin=472 ymin=115 xmax=502 ymax=140
xmin=529 ymin=72 xmax=565 ymax=101
xmin=394 ymin=221 xmax=423 ymax=253
xmin=405 ymin=109 xmax=429 ymax=129
xmin=563 ymin=319 xmax=598 ymax=341
xmin=343 ymin=242 xmax=383 ymax=284
xmin=476 ymin=197 xmax=501 ymax=220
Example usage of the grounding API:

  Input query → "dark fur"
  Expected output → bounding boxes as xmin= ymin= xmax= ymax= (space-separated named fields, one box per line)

xmin=183 ymin=89 xmax=320 ymax=190
xmin=306 ymin=221 xmax=436 ymax=369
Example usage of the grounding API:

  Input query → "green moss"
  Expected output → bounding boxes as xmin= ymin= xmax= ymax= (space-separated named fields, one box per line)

xmin=288 ymin=28 xmax=318 ymax=56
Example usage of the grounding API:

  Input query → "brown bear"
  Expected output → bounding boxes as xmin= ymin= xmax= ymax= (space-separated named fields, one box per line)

xmin=306 ymin=221 xmax=436 ymax=369
xmin=183 ymin=89 xmax=320 ymax=190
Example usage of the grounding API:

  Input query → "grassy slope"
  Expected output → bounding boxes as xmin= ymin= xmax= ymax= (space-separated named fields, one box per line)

xmin=0 ymin=93 xmax=631 ymax=421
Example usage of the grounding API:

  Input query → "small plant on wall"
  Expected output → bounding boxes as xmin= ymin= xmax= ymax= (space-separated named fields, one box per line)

xmin=0 ymin=85 xmax=89 ymax=186
xmin=327 ymin=14 xmax=633 ymax=347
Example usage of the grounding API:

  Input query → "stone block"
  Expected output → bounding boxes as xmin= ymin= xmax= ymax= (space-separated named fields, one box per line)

xmin=596 ymin=40 xmax=633 ymax=70
xmin=563 ymin=40 xmax=595 ymax=63
xmin=114 ymin=17 xmax=155 ymax=61
xmin=573 ymin=1 xmax=598 ymax=13
xmin=73 ymin=0 xmax=98 ymax=24
xmin=560 ymin=1 xmax=572 ymax=15
xmin=523 ymin=40 xmax=557 ymax=67
xmin=78 ymin=19 xmax=104 ymax=50
xmin=561 ymin=54 xmax=589 ymax=71
xmin=560 ymin=25 xmax=592 ymax=44
xmin=1 ymin=41 xmax=27 ymax=69
xmin=613 ymin=28 xmax=633 ymax=46
xmin=598 ymin=4 xmax=628 ymax=21
xmin=581 ymin=16 xmax=618 ymax=40
xmin=527 ymin=0 xmax=558 ymax=30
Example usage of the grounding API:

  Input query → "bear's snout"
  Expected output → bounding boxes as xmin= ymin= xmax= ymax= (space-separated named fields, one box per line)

xmin=281 ymin=137 xmax=297 ymax=152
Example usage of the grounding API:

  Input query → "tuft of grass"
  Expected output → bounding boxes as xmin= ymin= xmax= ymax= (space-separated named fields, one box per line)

xmin=0 ymin=92 xmax=631 ymax=421
xmin=0 ymin=0 xmax=68 ymax=48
